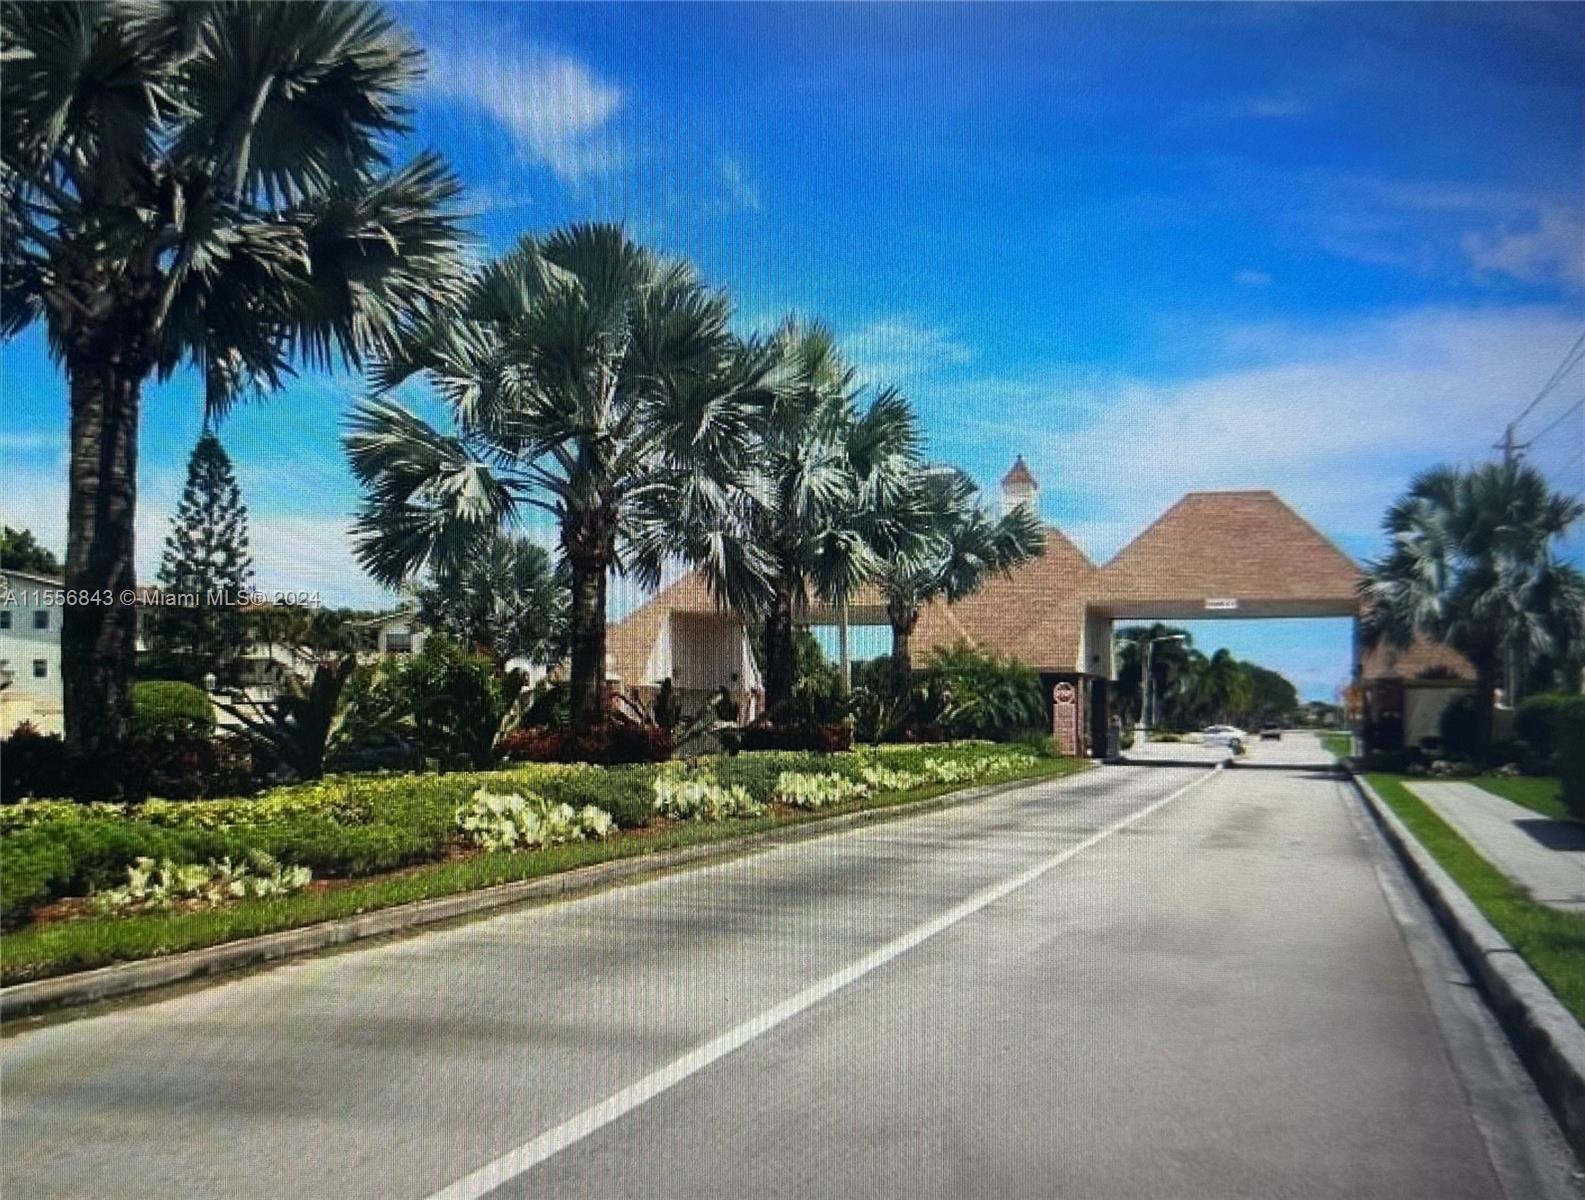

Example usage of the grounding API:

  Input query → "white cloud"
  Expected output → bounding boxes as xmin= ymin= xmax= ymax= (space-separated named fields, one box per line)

xmin=848 ymin=316 xmax=974 ymax=385
xmin=988 ymin=307 xmax=1585 ymax=563
xmin=1233 ymin=269 xmax=1273 ymax=287
xmin=716 ymin=156 xmax=761 ymax=213
xmin=1237 ymin=95 xmax=1309 ymax=119
xmin=1462 ymin=208 xmax=1585 ymax=291
xmin=424 ymin=39 xmax=624 ymax=183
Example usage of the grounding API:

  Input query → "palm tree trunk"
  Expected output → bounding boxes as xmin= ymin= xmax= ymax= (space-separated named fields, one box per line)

xmin=763 ymin=579 xmax=797 ymax=712
xmin=566 ymin=552 xmax=608 ymax=732
xmin=888 ymin=602 xmax=919 ymax=701
xmin=62 ymin=352 xmax=143 ymax=798
xmin=1474 ymin=663 xmax=1499 ymax=750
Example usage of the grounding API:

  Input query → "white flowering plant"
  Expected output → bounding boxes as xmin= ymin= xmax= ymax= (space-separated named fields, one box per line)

xmin=652 ymin=772 xmax=765 ymax=821
xmin=457 ymin=788 xmax=615 ymax=851
xmin=93 ymin=851 xmax=312 ymax=912
xmin=857 ymin=765 xmax=927 ymax=792
xmin=773 ymin=771 xmax=868 ymax=811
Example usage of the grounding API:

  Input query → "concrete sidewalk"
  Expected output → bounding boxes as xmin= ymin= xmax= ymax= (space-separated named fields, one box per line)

xmin=1410 ymin=782 xmax=1585 ymax=911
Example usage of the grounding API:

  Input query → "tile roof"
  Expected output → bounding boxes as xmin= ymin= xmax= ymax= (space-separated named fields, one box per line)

xmin=1359 ymin=637 xmax=1476 ymax=682
xmin=1093 ymin=490 xmax=1360 ymax=612
xmin=605 ymin=490 xmax=1364 ymax=682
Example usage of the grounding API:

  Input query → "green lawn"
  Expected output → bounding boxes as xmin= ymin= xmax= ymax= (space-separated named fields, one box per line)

xmin=1 ymin=755 xmax=1090 ymax=986
xmin=1367 ymin=773 xmax=1585 ymax=1024
xmin=1472 ymin=775 xmax=1570 ymax=822
xmin=1320 ymin=732 xmax=1352 ymax=759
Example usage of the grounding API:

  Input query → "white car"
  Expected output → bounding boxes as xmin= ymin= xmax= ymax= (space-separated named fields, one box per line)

xmin=1201 ymin=725 xmax=1248 ymax=748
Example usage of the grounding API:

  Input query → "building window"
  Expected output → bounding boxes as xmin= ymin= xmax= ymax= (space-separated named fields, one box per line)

xmin=0 ymin=611 xmax=10 ymax=629
xmin=33 ymin=659 xmax=47 ymax=679
xmin=385 ymin=629 xmax=413 ymax=654
xmin=32 ymin=610 xmax=49 ymax=630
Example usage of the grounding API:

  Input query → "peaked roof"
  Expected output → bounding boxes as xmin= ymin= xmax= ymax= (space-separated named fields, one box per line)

xmin=606 ymin=570 xmax=727 ymax=686
xmin=1359 ymin=637 xmax=1476 ymax=683
xmin=1094 ymin=490 xmax=1360 ymax=613
xmin=1001 ymin=456 xmax=1037 ymax=488
xmin=909 ymin=523 xmax=1095 ymax=671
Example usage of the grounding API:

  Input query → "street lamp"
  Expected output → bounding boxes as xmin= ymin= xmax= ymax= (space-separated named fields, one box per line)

xmin=1117 ymin=632 xmax=1186 ymax=744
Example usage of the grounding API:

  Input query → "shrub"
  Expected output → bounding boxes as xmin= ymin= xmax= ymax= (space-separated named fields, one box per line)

xmin=1556 ymin=696 xmax=1585 ymax=820
xmin=928 ymin=643 xmax=1044 ymax=741
xmin=652 ymin=771 xmax=764 ymax=821
xmin=377 ymin=638 xmax=517 ymax=770
xmin=130 ymin=681 xmax=215 ymax=740
xmin=773 ymin=771 xmax=867 ymax=811
xmin=0 ymin=722 xmax=71 ymax=801
xmin=501 ymin=723 xmax=673 ymax=765
xmin=93 ymin=851 xmax=311 ymax=913
xmin=456 ymin=788 xmax=614 ymax=850
xmin=735 ymin=721 xmax=852 ymax=753
xmin=530 ymin=765 xmax=656 ymax=829
xmin=128 ymin=732 xmax=255 ymax=800
xmin=1438 ymin=694 xmax=1483 ymax=758
xmin=218 ymin=655 xmax=358 ymax=781
xmin=0 ymin=829 xmax=74 ymax=926
xmin=1516 ymin=693 xmax=1574 ymax=762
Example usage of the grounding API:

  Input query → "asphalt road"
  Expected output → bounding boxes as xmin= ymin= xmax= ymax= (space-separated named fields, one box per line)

xmin=3 ymin=741 xmax=1580 ymax=1199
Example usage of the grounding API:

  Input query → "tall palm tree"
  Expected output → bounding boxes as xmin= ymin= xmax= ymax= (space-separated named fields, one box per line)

xmin=1360 ymin=461 xmax=1585 ymax=747
xmin=345 ymin=225 xmax=777 ymax=731
xmin=723 ymin=323 xmax=924 ymax=710
xmin=2 ymin=1 xmax=463 ymax=791
xmin=879 ymin=467 xmax=1044 ymax=699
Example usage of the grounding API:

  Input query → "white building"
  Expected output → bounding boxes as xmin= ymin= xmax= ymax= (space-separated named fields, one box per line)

xmin=0 ymin=568 xmax=66 ymax=735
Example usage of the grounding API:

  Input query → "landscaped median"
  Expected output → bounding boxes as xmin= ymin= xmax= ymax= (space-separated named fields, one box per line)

xmin=0 ymin=742 xmax=1087 ymax=991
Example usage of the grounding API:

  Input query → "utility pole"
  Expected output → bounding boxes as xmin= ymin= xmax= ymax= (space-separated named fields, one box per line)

xmin=1496 ymin=423 xmax=1525 ymax=465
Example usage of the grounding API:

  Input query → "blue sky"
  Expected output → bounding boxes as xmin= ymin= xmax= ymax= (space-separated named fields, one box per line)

xmin=4 ymin=2 xmax=1583 ymax=700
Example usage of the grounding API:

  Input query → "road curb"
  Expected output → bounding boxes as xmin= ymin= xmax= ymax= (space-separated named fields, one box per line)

xmin=0 ymin=765 xmax=1092 ymax=1021
xmin=1350 ymin=769 xmax=1585 ymax=1163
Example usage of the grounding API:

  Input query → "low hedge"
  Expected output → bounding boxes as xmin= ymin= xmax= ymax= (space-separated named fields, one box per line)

xmin=130 ymin=680 xmax=215 ymax=740
xmin=0 ymin=743 xmax=1032 ymax=926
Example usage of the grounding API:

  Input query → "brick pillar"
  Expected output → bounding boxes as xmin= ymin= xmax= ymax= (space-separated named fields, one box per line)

xmin=1052 ymin=679 xmax=1080 ymax=756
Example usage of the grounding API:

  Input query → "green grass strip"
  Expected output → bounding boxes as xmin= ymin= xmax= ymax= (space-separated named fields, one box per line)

xmin=1471 ymin=775 xmax=1570 ymax=822
xmin=1367 ymin=772 xmax=1585 ymax=1025
xmin=1 ymin=756 xmax=1089 ymax=986
xmin=1319 ymin=732 xmax=1352 ymax=759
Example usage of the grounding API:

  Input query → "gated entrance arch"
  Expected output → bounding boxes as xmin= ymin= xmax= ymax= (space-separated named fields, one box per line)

xmin=606 ymin=471 xmax=1364 ymax=758
xmin=1061 ymin=489 xmax=1363 ymax=755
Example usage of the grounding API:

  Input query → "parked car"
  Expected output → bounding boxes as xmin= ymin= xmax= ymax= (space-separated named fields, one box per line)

xmin=1202 ymin=724 xmax=1248 ymax=748
xmin=1259 ymin=723 xmax=1282 ymax=741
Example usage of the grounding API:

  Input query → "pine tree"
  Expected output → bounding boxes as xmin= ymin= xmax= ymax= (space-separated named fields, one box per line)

xmin=151 ymin=433 xmax=254 ymax=677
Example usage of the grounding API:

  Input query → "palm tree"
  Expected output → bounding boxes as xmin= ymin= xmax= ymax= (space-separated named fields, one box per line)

xmin=1360 ymin=461 xmax=1585 ymax=747
xmin=722 ymin=323 xmax=924 ymax=710
xmin=2 ymin=1 xmax=463 ymax=791
xmin=879 ymin=467 xmax=1044 ymax=699
xmin=345 ymin=224 xmax=777 ymax=732
xmin=1187 ymin=648 xmax=1250 ymax=726
xmin=415 ymin=534 xmax=567 ymax=669
xmin=1114 ymin=624 xmax=1193 ymax=727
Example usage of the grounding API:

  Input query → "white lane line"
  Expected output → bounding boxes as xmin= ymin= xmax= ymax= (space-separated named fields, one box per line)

xmin=424 ymin=766 xmax=1222 ymax=1200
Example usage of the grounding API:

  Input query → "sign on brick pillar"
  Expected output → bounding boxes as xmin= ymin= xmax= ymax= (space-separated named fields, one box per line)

xmin=1052 ymin=680 xmax=1079 ymax=756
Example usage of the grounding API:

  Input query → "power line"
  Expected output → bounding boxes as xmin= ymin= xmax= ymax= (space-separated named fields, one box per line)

xmin=1516 ymin=330 xmax=1585 ymax=428
xmin=1528 ymin=397 xmax=1584 ymax=447
xmin=1496 ymin=330 xmax=1585 ymax=463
